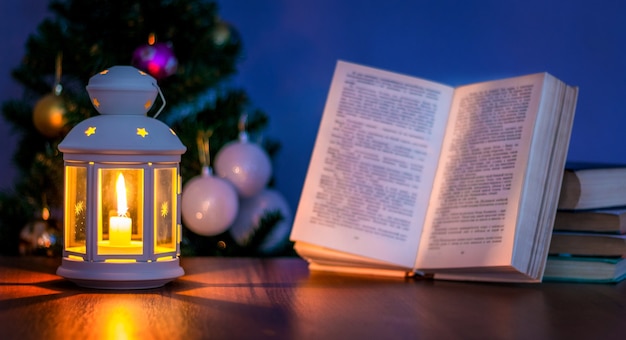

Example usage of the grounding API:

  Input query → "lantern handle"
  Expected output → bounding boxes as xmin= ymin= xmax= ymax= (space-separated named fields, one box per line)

xmin=152 ymin=83 xmax=166 ymax=119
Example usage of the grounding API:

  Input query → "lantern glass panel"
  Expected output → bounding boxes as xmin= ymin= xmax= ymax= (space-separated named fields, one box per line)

xmin=97 ymin=168 xmax=144 ymax=255
xmin=154 ymin=167 xmax=177 ymax=254
xmin=64 ymin=165 xmax=87 ymax=254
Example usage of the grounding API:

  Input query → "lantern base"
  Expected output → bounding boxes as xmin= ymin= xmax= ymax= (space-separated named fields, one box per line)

xmin=57 ymin=257 xmax=184 ymax=289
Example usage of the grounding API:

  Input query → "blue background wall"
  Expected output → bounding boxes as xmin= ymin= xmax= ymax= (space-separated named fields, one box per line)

xmin=2 ymin=0 xmax=626 ymax=213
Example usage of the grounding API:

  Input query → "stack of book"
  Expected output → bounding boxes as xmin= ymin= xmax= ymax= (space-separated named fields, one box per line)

xmin=545 ymin=163 xmax=626 ymax=283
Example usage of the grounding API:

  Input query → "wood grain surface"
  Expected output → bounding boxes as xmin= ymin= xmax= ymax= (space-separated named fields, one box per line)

xmin=2 ymin=256 xmax=626 ymax=339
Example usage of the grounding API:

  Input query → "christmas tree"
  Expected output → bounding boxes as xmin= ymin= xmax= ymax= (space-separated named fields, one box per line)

xmin=0 ymin=0 xmax=292 ymax=257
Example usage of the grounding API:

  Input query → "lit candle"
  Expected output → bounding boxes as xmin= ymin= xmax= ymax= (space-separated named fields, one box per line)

xmin=109 ymin=173 xmax=132 ymax=246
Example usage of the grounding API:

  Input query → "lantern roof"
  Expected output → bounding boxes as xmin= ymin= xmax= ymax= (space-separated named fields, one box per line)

xmin=59 ymin=65 xmax=186 ymax=158
xmin=87 ymin=65 xmax=156 ymax=91
xmin=58 ymin=114 xmax=186 ymax=155
xmin=85 ymin=66 xmax=159 ymax=116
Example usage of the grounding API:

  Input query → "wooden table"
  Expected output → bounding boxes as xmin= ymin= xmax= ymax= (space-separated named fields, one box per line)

xmin=2 ymin=256 xmax=626 ymax=339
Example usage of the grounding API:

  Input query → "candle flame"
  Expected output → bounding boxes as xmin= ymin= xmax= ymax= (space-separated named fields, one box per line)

xmin=116 ymin=173 xmax=128 ymax=216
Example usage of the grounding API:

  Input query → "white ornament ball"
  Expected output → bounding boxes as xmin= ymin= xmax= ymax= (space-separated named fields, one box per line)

xmin=181 ymin=169 xmax=239 ymax=236
xmin=214 ymin=140 xmax=272 ymax=198
xmin=229 ymin=189 xmax=292 ymax=254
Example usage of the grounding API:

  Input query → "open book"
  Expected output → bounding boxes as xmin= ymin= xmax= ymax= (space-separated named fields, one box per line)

xmin=290 ymin=60 xmax=578 ymax=282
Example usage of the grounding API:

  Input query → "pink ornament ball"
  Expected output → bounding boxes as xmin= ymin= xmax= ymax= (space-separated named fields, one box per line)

xmin=214 ymin=141 xmax=272 ymax=198
xmin=181 ymin=172 xmax=239 ymax=236
xmin=132 ymin=42 xmax=178 ymax=79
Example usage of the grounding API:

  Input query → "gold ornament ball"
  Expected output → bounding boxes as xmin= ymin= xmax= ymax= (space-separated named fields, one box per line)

xmin=33 ymin=94 xmax=67 ymax=138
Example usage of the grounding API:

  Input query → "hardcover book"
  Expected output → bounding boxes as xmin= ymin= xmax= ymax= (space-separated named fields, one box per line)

xmin=549 ymin=231 xmax=626 ymax=257
xmin=554 ymin=207 xmax=626 ymax=234
xmin=544 ymin=256 xmax=626 ymax=283
xmin=557 ymin=163 xmax=626 ymax=210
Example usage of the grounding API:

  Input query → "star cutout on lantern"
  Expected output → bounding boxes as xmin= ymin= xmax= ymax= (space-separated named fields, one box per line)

xmin=137 ymin=127 xmax=149 ymax=138
xmin=161 ymin=201 xmax=169 ymax=218
xmin=92 ymin=98 xmax=100 ymax=108
xmin=99 ymin=70 xmax=109 ymax=75
xmin=144 ymin=100 xmax=152 ymax=110
xmin=75 ymin=200 xmax=85 ymax=216
xmin=85 ymin=126 xmax=96 ymax=136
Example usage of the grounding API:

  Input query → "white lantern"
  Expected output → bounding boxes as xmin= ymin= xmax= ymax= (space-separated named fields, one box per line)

xmin=56 ymin=66 xmax=186 ymax=289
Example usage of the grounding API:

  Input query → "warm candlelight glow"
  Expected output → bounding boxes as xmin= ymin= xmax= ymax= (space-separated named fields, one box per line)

xmin=109 ymin=173 xmax=132 ymax=246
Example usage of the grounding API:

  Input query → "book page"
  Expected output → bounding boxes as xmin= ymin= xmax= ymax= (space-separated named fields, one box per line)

xmin=416 ymin=74 xmax=546 ymax=270
xmin=290 ymin=60 xmax=454 ymax=267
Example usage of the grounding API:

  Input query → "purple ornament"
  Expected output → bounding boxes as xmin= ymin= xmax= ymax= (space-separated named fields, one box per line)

xmin=132 ymin=42 xmax=178 ymax=79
